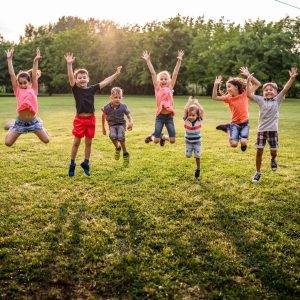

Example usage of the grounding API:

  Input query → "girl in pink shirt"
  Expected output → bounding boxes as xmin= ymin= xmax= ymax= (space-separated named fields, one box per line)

xmin=5 ymin=48 xmax=49 ymax=147
xmin=142 ymin=50 xmax=184 ymax=145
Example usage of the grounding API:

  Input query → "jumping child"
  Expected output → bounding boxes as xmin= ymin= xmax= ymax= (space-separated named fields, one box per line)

xmin=65 ymin=52 xmax=122 ymax=176
xmin=183 ymin=96 xmax=204 ymax=178
xmin=142 ymin=50 xmax=184 ymax=145
xmin=212 ymin=67 xmax=261 ymax=151
xmin=5 ymin=48 xmax=49 ymax=146
xmin=247 ymin=67 xmax=298 ymax=183
xmin=102 ymin=87 xmax=133 ymax=160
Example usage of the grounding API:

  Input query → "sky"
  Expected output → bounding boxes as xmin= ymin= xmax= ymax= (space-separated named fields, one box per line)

xmin=0 ymin=0 xmax=299 ymax=42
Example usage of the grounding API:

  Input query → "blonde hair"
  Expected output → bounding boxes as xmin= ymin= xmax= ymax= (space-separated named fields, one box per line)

xmin=157 ymin=71 xmax=171 ymax=82
xmin=74 ymin=68 xmax=89 ymax=78
xmin=263 ymin=82 xmax=278 ymax=91
xmin=111 ymin=86 xmax=123 ymax=98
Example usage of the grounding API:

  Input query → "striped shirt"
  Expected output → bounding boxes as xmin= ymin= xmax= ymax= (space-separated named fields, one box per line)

xmin=184 ymin=117 xmax=202 ymax=143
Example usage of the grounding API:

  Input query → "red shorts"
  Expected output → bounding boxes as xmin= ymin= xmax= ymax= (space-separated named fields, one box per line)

xmin=72 ymin=114 xmax=96 ymax=139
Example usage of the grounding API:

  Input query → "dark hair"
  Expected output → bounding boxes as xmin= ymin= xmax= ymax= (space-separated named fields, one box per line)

xmin=17 ymin=71 xmax=31 ymax=82
xmin=187 ymin=105 xmax=200 ymax=117
xmin=227 ymin=78 xmax=246 ymax=94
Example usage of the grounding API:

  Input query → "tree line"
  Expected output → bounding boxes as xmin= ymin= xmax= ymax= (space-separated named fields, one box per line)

xmin=0 ymin=15 xmax=299 ymax=96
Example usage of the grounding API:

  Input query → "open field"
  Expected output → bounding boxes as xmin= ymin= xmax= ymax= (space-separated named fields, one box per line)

xmin=0 ymin=95 xmax=299 ymax=298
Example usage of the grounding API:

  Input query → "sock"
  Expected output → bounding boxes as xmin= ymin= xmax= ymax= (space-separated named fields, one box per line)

xmin=70 ymin=159 xmax=75 ymax=165
xmin=84 ymin=159 xmax=89 ymax=165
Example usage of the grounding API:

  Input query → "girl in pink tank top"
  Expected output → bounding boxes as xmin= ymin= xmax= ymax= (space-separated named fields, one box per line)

xmin=5 ymin=48 xmax=49 ymax=147
xmin=142 ymin=50 xmax=184 ymax=145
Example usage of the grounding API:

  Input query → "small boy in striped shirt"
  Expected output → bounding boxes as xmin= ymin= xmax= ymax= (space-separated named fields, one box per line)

xmin=183 ymin=97 xmax=204 ymax=178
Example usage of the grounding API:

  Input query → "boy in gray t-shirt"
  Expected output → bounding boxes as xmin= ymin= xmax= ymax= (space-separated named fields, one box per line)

xmin=102 ymin=87 xmax=133 ymax=161
xmin=247 ymin=67 xmax=298 ymax=183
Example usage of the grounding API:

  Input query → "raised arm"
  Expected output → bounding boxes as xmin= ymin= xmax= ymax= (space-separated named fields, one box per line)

xmin=212 ymin=76 xmax=224 ymax=101
xmin=278 ymin=67 xmax=298 ymax=98
xmin=64 ymin=52 xmax=76 ymax=86
xmin=171 ymin=50 xmax=184 ymax=88
xmin=142 ymin=51 xmax=157 ymax=87
xmin=32 ymin=48 xmax=42 ymax=92
xmin=5 ymin=48 xmax=17 ymax=92
xmin=240 ymin=66 xmax=261 ymax=94
xmin=246 ymin=75 xmax=255 ymax=99
xmin=99 ymin=66 xmax=122 ymax=89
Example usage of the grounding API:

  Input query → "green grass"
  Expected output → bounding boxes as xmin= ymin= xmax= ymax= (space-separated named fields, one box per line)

xmin=0 ymin=95 xmax=299 ymax=299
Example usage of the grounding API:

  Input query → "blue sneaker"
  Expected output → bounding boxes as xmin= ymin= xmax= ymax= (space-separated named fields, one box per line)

xmin=68 ymin=163 xmax=76 ymax=177
xmin=80 ymin=162 xmax=90 ymax=176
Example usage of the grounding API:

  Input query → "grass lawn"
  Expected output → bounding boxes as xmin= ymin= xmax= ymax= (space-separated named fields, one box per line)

xmin=0 ymin=95 xmax=299 ymax=298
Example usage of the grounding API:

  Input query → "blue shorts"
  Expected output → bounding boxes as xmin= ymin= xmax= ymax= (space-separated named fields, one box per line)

xmin=154 ymin=114 xmax=176 ymax=138
xmin=11 ymin=117 xmax=43 ymax=134
xmin=229 ymin=121 xmax=249 ymax=141
xmin=109 ymin=124 xmax=125 ymax=141
xmin=185 ymin=140 xmax=201 ymax=158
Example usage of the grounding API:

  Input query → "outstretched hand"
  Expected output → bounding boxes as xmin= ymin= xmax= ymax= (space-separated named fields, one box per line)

xmin=289 ymin=67 xmax=298 ymax=79
xmin=115 ymin=66 xmax=122 ymax=75
xmin=127 ymin=123 xmax=133 ymax=131
xmin=240 ymin=66 xmax=250 ymax=78
xmin=214 ymin=75 xmax=223 ymax=85
xmin=141 ymin=50 xmax=151 ymax=61
xmin=5 ymin=48 xmax=14 ymax=60
xmin=64 ymin=52 xmax=75 ymax=64
xmin=34 ymin=48 xmax=42 ymax=61
xmin=177 ymin=49 xmax=184 ymax=61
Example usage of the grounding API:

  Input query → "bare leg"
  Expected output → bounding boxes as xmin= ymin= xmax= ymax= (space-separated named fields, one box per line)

xmin=256 ymin=148 xmax=264 ymax=172
xmin=240 ymin=138 xmax=248 ymax=147
xmin=5 ymin=130 xmax=21 ymax=147
xmin=84 ymin=137 xmax=92 ymax=160
xmin=111 ymin=139 xmax=120 ymax=149
xmin=195 ymin=157 xmax=200 ymax=170
xmin=71 ymin=137 xmax=81 ymax=160
xmin=119 ymin=141 xmax=127 ymax=153
xmin=34 ymin=129 xmax=50 ymax=144
xmin=270 ymin=149 xmax=277 ymax=160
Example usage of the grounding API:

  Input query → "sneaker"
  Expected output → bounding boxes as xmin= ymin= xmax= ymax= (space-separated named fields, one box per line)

xmin=216 ymin=124 xmax=229 ymax=133
xmin=115 ymin=146 xmax=121 ymax=160
xmin=144 ymin=135 xmax=153 ymax=143
xmin=68 ymin=163 xmax=76 ymax=177
xmin=195 ymin=169 xmax=201 ymax=179
xmin=271 ymin=159 xmax=277 ymax=171
xmin=80 ymin=162 xmax=90 ymax=176
xmin=123 ymin=152 xmax=130 ymax=159
xmin=241 ymin=144 xmax=247 ymax=152
xmin=251 ymin=172 xmax=261 ymax=183
xmin=160 ymin=135 xmax=166 ymax=147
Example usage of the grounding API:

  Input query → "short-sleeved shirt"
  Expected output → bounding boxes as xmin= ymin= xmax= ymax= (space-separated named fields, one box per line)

xmin=15 ymin=87 xmax=38 ymax=115
xmin=72 ymin=84 xmax=100 ymax=114
xmin=221 ymin=92 xmax=249 ymax=124
xmin=102 ymin=103 xmax=130 ymax=126
xmin=184 ymin=117 xmax=202 ymax=143
xmin=252 ymin=93 xmax=284 ymax=132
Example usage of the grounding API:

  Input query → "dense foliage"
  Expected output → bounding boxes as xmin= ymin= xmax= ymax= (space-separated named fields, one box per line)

xmin=0 ymin=15 xmax=299 ymax=96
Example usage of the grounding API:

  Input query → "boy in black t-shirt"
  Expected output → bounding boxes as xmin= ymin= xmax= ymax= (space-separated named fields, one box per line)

xmin=65 ymin=52 xmax=122 ymax=176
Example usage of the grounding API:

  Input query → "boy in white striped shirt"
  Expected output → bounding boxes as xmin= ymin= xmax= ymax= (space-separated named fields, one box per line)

xmin=183 ymin=97 xmax=204 ymax=178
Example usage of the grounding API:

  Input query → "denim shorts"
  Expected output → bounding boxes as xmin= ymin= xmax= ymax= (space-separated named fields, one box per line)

xmin=154 ymin=114 xmax=176 ymax=138
xmin=11 ymin=117 xmax=43 ymax=134
xmin=185 ymin=140 xmax=201 ymax=158
xmin=109 ymin=124 xmax=126 ymax=141
xmin=229 ymin=121 xmax=249 ymax=141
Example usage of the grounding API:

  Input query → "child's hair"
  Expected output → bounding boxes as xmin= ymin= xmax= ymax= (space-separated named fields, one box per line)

xmin=226 ymin=77 xmax=246 ymax=94
xmin=262 ymin=82 xmax=278 ymax=91
xmin=74 ymin=68 xmax=89 ymax=78
xmin=111 ymin=86 xmax=123 ymax=98
xmin=16 ymin=69 xmax=41 ymax=82
xmin=157 ymin=71 xmax=171 ymax=82
xmin=187 ymin=105 xmax=201 ymax=117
